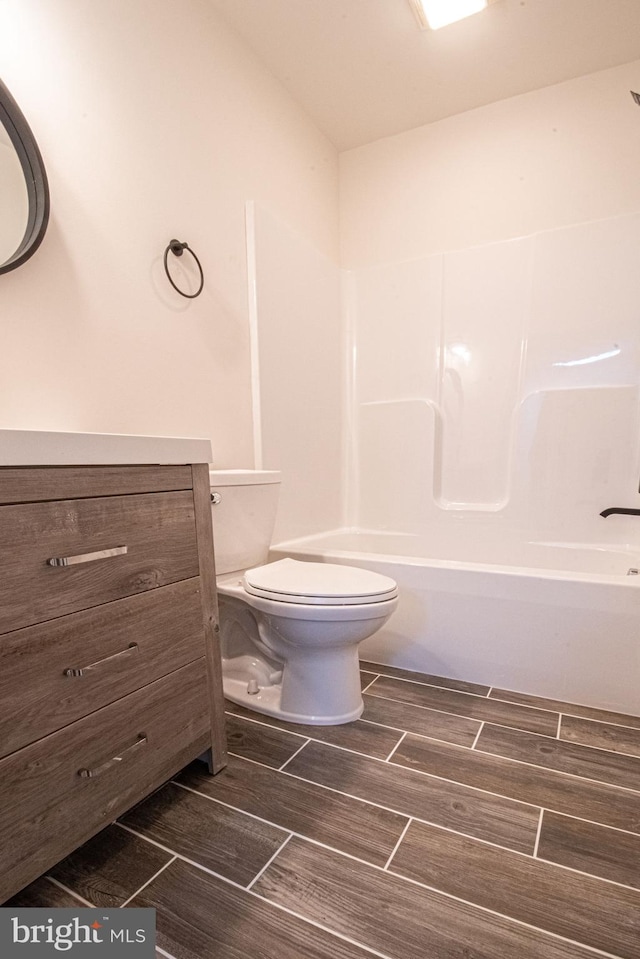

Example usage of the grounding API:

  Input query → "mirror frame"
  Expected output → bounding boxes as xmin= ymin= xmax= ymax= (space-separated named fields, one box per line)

xmin=0 ymin=79 xmax=49 ymax=275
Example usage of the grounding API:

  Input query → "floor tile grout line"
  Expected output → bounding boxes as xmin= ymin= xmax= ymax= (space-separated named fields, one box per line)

xmin=557 ymin=734 xmax=640 ymax=762
xmin=228 ymin=701 xmax=480 ymax=749
xmin=173 ymin=779 xmax=410 ymax=870
xmin=228 ymin=700 xmax=621 ymax=757
xmin=242 ymin=888 xmax=399 ymax=959
xmin=472 ymin=743 xmax=640 ymax=795
xmin=358 ymin=714 xmax=476 ymax=744
xmin=117 ymin=816 xmax=629 ymax=959
xmin=246 ymin=833 xmax=293 ymax=891
xmin=115 ymin=822 xmax=298 ymax=896
xmin=278 ymin=738 xmax=311 ymax=771
xmin=115 ymin=821 xmax=256 ymax=890
xmin=480 ymin=718 xmax=640 ymax=761
xmin=229 ymin=702 xmax=510 ymax=760
xmin=363 ymin=692 xmax=559 ymax=738
xmin=156 ymin=948 xmax=178 ymax=959
xmin=382 ymin=818 xmax=413 ymax=871
xmin=535 ymin=848 xmax=640 ymax=891
xmin=227 ymin=701 xmax=640 ymax=762
xmin=173 ymin=778 xmax=297 ymax=835
xmin=229 ymin=741 xmax=640 ymax=844
xmin=258 ymin=829 xmax=402 ymax=887
xmin=225 ymin=710 xmax=309 ymax=741
xmin=536 ymin=805 xmax=640 ymax=838
xmin=470 ymin=721 xmax=485 ymax=750
xmin=360 ymin=666 xmax=492 ymax=700
xmin=252 ymin=830 xmax=631 ymax=959
xmin=245 ymin=877 xmax=398 ymax=959
xmin=482 ymin=720 xmax=602 ymax=745
xmin=381 ymin=864 xmax=629 ymax=959
xmin=251 ymin=871 xmax=620 ymax=959
xmin=488 ymin=695 xmax=640 ymax=731
xmin=361 ymin=694 xmax=487 ymax=723
xmin=259 ymin=719 xmax=640 ymax=797
xmin=558 ymin=713 xmax=640 ymax=733
xmin=364 ymin=671 xmax=558 ymax=713
xmin=360 ymin=674 xmax=381 ymax=693
xmin=246 ymin=832 xmax=293 ymax=892
xmin=180 ymin=769 xmax=640 ymax=892
xmin=384 ymin=731 xmax=407 ymax=762
xmin=230 ymin=729 xmax=403 ymax=766
xmin=175 ymin=769 xmax=540 ymax=863
xmin=532 ymin=809 xmax=544 ymax=858
xmin=226 ymin=707 xmax=426 ymax=755
xmin=361 ymin=711 xmax=636 ymax=776
xmin=182 ymin=759 xmax=638 ymax=891
xmin=228 ymin=747 xmax=539 ymax=814
xmin=564 ymin=742 xmax=640 ymax=762
xmin=365 ymin=696 xmax=640 ymax=755
xmin=359 ymin=664 xmax=640 ymax=729
xmin=116 ymin=796 xmax=637 ymax=936
xmin=225 ymin=748 xmax=640 ymax=863
xmin=114 ymin=822 xmax=398 ymax=959
xmin=45 ymin=876 xmax=95 ymax=908
xmin=119 ymin=855 xmax=178 ymax=908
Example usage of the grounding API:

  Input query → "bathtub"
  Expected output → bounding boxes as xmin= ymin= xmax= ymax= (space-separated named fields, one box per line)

xmin=269 ymin=530 xmax=640 ymax=715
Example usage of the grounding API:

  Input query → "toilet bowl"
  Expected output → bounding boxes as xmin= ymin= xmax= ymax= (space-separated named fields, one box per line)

xmin=210 ymin=470 xmax=398 ymax=725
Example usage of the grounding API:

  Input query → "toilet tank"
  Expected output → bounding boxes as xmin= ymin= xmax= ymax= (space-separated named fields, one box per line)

xmin=209 ymin=469 xmax=281 ymax=574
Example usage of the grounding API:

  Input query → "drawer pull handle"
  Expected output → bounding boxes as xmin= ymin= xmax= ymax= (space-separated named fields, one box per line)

xmin=47 ymin=545 xmax=128 ymax=568
xmin=78 ymin=734 xmax=147 ymax=779
xmin=64 ymin=643 xmax=139 ymax=678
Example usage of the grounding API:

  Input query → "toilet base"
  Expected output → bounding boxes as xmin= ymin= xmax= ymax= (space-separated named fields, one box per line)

xmin=223 ymin=675 xmax=364 ymax=726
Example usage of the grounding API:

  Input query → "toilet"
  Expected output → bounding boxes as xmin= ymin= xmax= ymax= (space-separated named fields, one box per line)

xmin=210 ymin=469 xmax=398 ymax=725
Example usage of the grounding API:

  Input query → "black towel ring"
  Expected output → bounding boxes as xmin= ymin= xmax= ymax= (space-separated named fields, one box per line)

xmin=163 ymin=239 xmax=204 ymax=298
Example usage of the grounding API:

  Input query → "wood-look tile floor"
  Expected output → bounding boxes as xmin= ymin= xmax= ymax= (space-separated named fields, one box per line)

xmin=8 ymin=661 xmax=640 ymax=959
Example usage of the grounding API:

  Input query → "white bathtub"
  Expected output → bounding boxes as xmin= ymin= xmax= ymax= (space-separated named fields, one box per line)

xmin=270 ymin=530 xmax=640 ymax=715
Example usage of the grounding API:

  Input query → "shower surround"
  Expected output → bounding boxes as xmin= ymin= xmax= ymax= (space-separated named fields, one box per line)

xmin=347 ymin=213 xmax=640 ymax=544
xmin=252 ymin=204 xmax=640 ymax=713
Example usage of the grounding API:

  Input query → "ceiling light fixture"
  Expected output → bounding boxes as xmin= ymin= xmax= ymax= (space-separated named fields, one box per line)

xmin=409 ymin=0 xmax=495 ymax=30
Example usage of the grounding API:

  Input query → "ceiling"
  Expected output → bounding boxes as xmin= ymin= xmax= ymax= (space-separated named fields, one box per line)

xmin=208 ymin=0 xmax=640 ymax=151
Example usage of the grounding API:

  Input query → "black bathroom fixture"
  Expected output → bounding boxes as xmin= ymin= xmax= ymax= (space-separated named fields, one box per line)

xmin=631 ymin=91 xmax=640 ymax=106
xmin=163 ymin=239 xmax=204 ymax=298
xmin=599 ymin=506 xmax=640 ymax=518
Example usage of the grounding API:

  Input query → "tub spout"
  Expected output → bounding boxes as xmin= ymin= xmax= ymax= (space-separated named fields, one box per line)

xmin=600 ymin=507 xmax=640 ymax=518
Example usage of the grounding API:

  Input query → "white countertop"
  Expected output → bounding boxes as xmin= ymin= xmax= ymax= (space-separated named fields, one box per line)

xmin=0 ymin=429 xmax=213 ymax=466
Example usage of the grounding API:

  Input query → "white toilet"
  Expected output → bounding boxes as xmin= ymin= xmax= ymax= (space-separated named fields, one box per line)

xmin=210 ymin=469 xmax=398 ymax=725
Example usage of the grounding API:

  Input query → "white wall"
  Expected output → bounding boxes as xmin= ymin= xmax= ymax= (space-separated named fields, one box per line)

xmin=0 ymin=0 xmax=339 ymax=465
xmin=341 ymin=61 xmax=640 ymax=545
xmin=340 ymin=60 xmax=640 ymax=268
xmin=249 ymin=204 xmax=344 ymax=543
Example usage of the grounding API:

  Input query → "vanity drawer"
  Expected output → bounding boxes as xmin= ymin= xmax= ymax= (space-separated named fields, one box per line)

xmin=0 ymin=659 xmax=210 ymax=903
xmin=0 ymin=465 xmax=194 ymax=505
xmin=0 ymin=490 xmax=200 ymax=635
xmin=0 ymin=577 xmax=207 ymax=759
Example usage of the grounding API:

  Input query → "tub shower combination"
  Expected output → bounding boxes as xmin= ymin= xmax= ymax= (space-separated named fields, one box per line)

xmin=271 ymin=528 xmax=640 ymax=716
xmin=254 ymin=210 xmax=640 ymax=718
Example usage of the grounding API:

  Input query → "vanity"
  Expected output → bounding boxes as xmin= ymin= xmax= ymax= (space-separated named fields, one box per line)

xmin=0 ymin=430 xmax=227 ymax=903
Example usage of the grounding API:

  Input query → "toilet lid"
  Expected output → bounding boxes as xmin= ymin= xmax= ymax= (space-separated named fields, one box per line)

xmin=243 ymin=558 xmax=398 ymax=606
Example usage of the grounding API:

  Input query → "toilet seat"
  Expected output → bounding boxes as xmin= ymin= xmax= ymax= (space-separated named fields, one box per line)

xmin=243 ymin=557 xmax=398 ymax=606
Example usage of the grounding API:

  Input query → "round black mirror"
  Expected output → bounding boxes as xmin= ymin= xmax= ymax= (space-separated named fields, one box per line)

xmin=0 ymin=79 xmax=49 ymax=274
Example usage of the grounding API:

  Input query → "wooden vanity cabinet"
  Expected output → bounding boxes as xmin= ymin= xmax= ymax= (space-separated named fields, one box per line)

xmin=0 ymin=463 xmax=227 ymax=903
